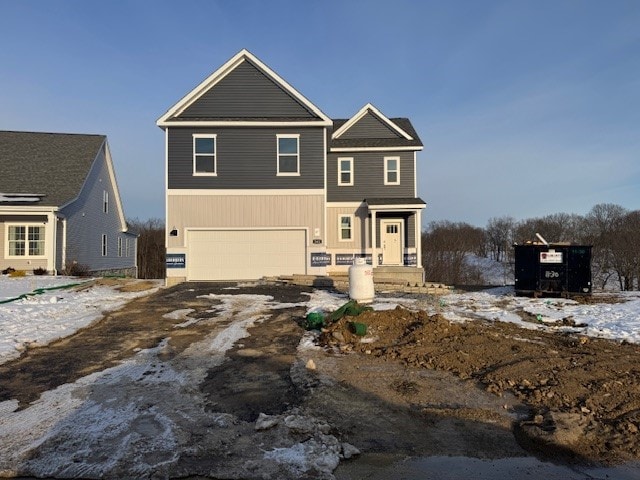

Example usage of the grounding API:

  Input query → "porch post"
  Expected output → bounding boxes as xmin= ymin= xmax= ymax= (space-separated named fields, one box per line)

xmin=415 ymin=210 xmax=422 ymax=272
xmin=46 ymin=212 xmax=56 ymax=274
xmin=371 ymin=210 xmax=378 ymax=268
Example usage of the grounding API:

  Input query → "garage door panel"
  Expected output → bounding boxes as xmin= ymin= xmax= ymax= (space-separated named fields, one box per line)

xmin=188 ymin=229 xmax=306 ymax=281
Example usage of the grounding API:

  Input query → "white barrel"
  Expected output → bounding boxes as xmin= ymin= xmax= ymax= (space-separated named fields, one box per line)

xmin=348 ymin=257 xmax=375 ymax=303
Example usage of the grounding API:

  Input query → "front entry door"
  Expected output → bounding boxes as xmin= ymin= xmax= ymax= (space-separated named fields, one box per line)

xmin=381 ymin=220 xmax=403 ymax=265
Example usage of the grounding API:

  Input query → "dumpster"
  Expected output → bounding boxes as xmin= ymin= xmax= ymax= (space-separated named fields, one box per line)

xmin=514 ymin=240 xmax=592 ymax=297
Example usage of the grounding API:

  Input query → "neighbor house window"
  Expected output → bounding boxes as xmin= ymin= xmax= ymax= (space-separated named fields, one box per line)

xmin=125 ymin=238 xmax=130 ymax=257
xmin=338 ymin=157 xmax=353 ymax=186
xmin=7 ymin=225 xmax=45 ymax=257
xmin=338 ymin=215 xmax=353 ymax=242
xmin=193 ymin=134 xmax=217 ymax=175
xmin=101 ymin=234 xmax=108 ymax=257
xmin=118 ymin=237 xmax=123 ymax=257
xmin=277 ymin=134 xmax=299 ymax=175
xmin=384 ymin=156 xmax=400 ymax=185
xmin=103 ymin=190 xmax=109 ymax=213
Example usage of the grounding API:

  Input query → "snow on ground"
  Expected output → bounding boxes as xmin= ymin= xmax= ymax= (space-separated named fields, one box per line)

xmin=0 ymin=276 xmax=161 ymax=365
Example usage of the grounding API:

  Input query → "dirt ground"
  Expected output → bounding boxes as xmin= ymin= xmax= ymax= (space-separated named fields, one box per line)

xmin=1 ymin=281 xmax=639 ymax=479
xmin=318 ymin=302 xmax=640 ymax=466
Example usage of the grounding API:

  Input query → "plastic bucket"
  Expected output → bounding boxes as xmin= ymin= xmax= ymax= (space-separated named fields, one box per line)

xmin=305 ymin=312 xmax=325 ymax=330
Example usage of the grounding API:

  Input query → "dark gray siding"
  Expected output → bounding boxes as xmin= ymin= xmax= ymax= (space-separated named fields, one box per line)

xmin=338 ymin=112 xmax=401 ymax=139
xmin=327 ymin=151 xmax=415 ymax=202
xmin=179 ymin=61 xmax=318 ymax=119
xmin=168 ymin=127 xmax=325 ymax=189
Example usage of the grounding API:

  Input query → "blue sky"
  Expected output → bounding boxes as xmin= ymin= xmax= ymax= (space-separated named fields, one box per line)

xmin=1 ymin=0 xmax=638 ymax=227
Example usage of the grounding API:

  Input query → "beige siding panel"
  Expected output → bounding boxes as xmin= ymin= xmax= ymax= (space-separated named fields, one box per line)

xmin=168 ymin=194 xmax=324 ymax=248
xmin=326 ymin=206 xmax=369 ymax=249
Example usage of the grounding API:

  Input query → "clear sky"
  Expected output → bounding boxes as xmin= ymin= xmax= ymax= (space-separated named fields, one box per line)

xmin=1 ymin=0 xmax=638 ymax=227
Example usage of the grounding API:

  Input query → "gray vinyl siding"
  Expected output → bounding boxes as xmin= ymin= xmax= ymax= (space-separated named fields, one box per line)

xmin=338 ymin=111 xmax=402 ymax=139
xmin=61 ymin=146 xmax=136 ymax=272
xmin=168 ymin=127 xmax=325 ymax=189
xmin=178 ymin=60 xmax=318 ymax=119
xmin=327 ymin=151 xmax=415 ymax=202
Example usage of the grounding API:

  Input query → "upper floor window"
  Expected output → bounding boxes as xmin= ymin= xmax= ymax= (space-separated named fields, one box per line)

xmin=338 ymin=157 xmax=353 ymax=186
xmin=193 ymin=134 xmax=217 ymax=176
xmin=103 ymin=190 xmax=109 ymax=213
xmin=7 ymin=225 xmax=45 ymax=257
xmin=118 ymin=237 xmax=123 ymax=257
xmin=338 ymin=214 xmax=353 ymax=242
xmin=101 ymin=234 xmax=108 ymax=257
xmin=277 ymin=134 xmax=299 ymax=176
xmin=384 ymin=156 xmax=400 ymax=185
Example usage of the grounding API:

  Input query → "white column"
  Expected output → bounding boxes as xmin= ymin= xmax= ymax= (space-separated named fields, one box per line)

xmin=371 ymin=210 xmax=378 ymax=268
xmin=46 ymin=212 xmax=56 ymax=273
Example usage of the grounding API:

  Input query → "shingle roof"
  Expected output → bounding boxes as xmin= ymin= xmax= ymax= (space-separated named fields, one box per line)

xmin=330 ymin=118 xmax=423 ymax=149
xmin=0 ymin=131 xmax=105 ymax=207
xmin=366 ymin=197 xmax=426 ymax=206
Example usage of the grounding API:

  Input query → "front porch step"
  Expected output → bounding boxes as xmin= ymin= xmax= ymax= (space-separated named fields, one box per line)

xmin=265 ymin=274 xmax=452 ymax=295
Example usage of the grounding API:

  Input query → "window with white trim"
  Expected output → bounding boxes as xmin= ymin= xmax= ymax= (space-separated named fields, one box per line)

xmin=384 ymin=156 xmax=400 ymax=185
xmin=125 ymin=238 xmax=130 ymax=257
xmin=338 ymin=215 xmax=353 ymax=242
xmin=277 ymin=134 xmax=299 ymax=175
xmin=101 ymin=234 xmax=108 ymax=257
xmin=103 ymin=190 xmax=109 ymax=213
xmin=193 ymin=134 xmax=217 ymax=175
xmin=118 ymin=237 xmax=123 ymax=257
xmin=338 ymin=157 xmax=353 ymax=186
xmin=6 ymin=225 xmax=45 ymax=257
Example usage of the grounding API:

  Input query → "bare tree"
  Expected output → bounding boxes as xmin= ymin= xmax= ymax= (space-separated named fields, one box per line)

xmin=128 ymin=218 xmax=165 ymax=279
xmin=485 ymin=216 xmax=515 ymax=262
xmin=584 ymin=204 xmax=628 ymax=289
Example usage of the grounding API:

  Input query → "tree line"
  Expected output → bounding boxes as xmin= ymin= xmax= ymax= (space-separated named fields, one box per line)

xmin=421 ymin=203 xmax=640 ymax=291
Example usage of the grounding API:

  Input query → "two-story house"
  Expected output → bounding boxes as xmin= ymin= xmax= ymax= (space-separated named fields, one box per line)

xmin=157 ymin=50 xmax=425 ymax=285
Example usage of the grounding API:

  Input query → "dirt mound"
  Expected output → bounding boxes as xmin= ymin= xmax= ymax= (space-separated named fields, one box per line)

xmin=320 ymin=306 xmax=640 ymax=464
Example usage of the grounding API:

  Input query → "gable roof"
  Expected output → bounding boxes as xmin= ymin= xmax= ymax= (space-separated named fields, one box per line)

xmin=157 ymin=49 xmax=332 ymax=127
xmin=0 ymin=131 xmax=106 ymax=207
xmin=330 ymin=104 xmax=423 ymax=151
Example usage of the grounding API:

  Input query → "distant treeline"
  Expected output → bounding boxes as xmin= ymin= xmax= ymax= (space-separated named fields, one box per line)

xmin=421 ymin=203 xmax=640 ymax=291
xmin=127 ymin=218 xmax=165 ymax=279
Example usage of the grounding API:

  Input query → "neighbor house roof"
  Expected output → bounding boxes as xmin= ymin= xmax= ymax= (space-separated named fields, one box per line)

xmin=0 ymin=131 xmax=106 ymax=207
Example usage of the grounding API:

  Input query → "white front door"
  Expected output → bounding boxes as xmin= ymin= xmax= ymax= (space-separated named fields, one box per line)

xmin=381 ymin=220 xmax=403 ymax=265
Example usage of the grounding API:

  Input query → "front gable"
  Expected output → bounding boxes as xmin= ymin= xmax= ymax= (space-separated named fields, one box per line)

xmin=157 ymin=49 xmax=331 ymax=126
xmin=332 ymin=104 xmax=413 ymax=141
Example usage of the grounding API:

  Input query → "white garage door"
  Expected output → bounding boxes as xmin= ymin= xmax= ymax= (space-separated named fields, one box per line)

xmin=187 ymin=229 xmax=307 ymax=281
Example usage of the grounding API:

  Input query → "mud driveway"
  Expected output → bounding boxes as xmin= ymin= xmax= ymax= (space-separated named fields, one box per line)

xmin=1 ymin=281 xmax=639 ymax=479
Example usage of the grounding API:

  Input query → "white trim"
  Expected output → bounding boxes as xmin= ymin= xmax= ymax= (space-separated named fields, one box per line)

xmin=337 ymin=157 xmax=354 ymax=186
xmin=192 ymin=133 xmax=217 ymax=176
xmin=330 ymin=146 xmax=423 ymax=152
xmin=338 ymin=214 xmax=354 ymax=242
xmin=165 ymin=128 xmax=169 ymax=247
xmin=156 ymin=49 xmax=332 ymax=126
xmin=276 ymin=134 xmax=300 ymax=176
xmin=4 ymin=223 xmax=47 ymax=259
xmin=168 ymin=189 xmax=324 ymax=196
xmin=0 ymin=206 xmax=58 ymax=214
xmin=413 ymin=151 xmax=418 ymax=197
xmin=384 ymin=156 xmax=400 ymax=185
xmin=367 ymin=204 xmax=426 ymax=211
xmin=159 ymin=120 xmax=330 ymax=128
xmin=332 ymin=103 xmax=413 ymax=140
xmin=323 ymin=127 xmax=328 ymax=247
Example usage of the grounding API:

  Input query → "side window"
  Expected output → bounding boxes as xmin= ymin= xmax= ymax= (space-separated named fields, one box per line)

xmin=118 ymin=237 xmax=123 ymax=257
xmin=277 ymin=134 xmax=300 ymax=176
xmin=384 ymin=156 xmax=400 ymax=185
xmin=338 ymin=157 xmax=353 ymax=186
xmin=103 ymin=190 xmax=109 ymax=213
xmin=193 ymin=134 xmax=217 ymax=175
xmin=338 ymin=215 xmax=353 ymax=242
xmin=101 ymin=234 xmax=108 ymax=257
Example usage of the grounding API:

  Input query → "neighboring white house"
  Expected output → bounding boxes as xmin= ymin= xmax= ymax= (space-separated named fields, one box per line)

xmin=0 ymin=131 xmax=137 ymax=276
